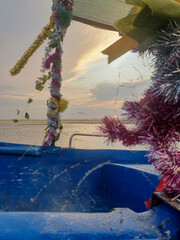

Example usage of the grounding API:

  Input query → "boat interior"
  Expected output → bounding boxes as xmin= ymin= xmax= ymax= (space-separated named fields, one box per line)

xmin=0 ymin=142 xmax=159 ymax=213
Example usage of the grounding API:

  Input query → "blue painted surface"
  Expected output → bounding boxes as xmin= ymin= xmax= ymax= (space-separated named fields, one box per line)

xmin=0 ymin=204 xmax=179 ymax=239
xmin=0 ymin=141 xmax=179 ymax=239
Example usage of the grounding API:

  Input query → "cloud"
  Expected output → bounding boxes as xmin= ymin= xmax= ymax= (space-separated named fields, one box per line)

xmin=62 ymin=78 xmax=151 ymax=119
xmin=0 ymin=85 xmax=16 ymax=92
xmin=87 ymin=100 xmax=123 ymax=109
xmin=90 ymin=79 xmax=151 ymax=102
xmin=62 ymin=103 xmax=123 ymax=120
xmin=0 ymin=94 xmax=28 ymax=100
xmin=62 ymin=22 xmax=119 ymax=84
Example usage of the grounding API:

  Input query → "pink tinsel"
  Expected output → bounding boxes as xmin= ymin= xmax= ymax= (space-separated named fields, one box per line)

xmin=100 ymin=116 xmax=141 ymax=146
xmin=54 ymin=12 xmax=60 ymax=21
xmin=100 ymin=87 xmax=180 ymax=195
xmin=43 ymin=140 xmax=48 ymax=146
xmin=148 ymin=149 xmax=180 ymax=194
xmin=44 ymin=53 xmax=61 ymax=69
xmin=48 ymin=131 xmax=56 ymax=141
xmin=52 ymin=66 xmax=61 ymax=75
xmin=43 ymin=132 xmax=55 ymax=145
xmin=52 ymin=79 xmax=61 ymax=88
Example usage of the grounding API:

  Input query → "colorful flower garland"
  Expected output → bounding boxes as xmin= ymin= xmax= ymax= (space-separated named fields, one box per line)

xmin=42 ymin=0 xmax=73 ymax=146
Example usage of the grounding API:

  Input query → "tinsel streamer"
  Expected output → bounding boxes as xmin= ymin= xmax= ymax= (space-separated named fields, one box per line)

xmin=100 ymin=21 xmax=180 ymax=195
xmin=100 ymin=116 xmax=141 ymax=146
xmin=43 ymin=0 xmax=73 ymax=146
xmin=10 ymin=21 xmax=54 ymax=76
xmin=147 ymin=22 xmax=180 ymax=103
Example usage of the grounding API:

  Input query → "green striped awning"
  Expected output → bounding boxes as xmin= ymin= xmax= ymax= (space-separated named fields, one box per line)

xmin=73 ymin=0 xmax=132 ymax=31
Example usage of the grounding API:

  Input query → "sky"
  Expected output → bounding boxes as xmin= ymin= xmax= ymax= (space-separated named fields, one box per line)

xmin=0 ymin=0 xmax=153 ymax=120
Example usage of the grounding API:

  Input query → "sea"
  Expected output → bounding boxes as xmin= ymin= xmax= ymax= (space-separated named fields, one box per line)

xmin=0 ymin=120 xmax=149 ymax=212
xmin=0 ymin=120 xmax=148 ymax=150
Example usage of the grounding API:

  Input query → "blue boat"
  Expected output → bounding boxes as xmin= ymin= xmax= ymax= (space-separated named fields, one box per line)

xmin=4 ymin=0 xmax=180 ymax=238
xmin=0 ymin=141 xmax=179 ymax=239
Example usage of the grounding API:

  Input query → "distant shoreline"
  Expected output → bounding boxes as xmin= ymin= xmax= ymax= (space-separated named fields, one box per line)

xmin=0 ymin=120 xmax=102 ymax=125
xmin=0 ymin=119 xmax=130 ymax=125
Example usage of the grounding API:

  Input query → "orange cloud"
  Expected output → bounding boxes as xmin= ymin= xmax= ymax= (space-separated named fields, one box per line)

xmin=87 ymin=100 xmax=124 ymax=108
xmin=63 ymin=23 xmax=119 ymax=84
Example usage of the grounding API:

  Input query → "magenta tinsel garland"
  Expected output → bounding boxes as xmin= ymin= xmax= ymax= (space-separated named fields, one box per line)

xmin=148 ymin=149 xmax=180 ymax=194
xmin=100 ymin=116 xmax=141 ymax=146
xmin=100 ymin=84 xmax=180 ymax=195
xmin=100 ymin=21 xmax=180 ymax=195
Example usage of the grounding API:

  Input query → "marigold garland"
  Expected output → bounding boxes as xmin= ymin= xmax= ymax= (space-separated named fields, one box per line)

xmin=46 ymin=97 xmax=68 ymax=117
xmin=10 ymin=20 xmax=55 ymax=76
xmin=59 ymin=98 xmax=69 ymax=113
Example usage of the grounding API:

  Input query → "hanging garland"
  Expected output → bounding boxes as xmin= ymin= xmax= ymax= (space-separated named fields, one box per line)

xmin=10 ymin=19 xmax=54 ymax=76
xmin=42 ymin=0 xmax=73 ymax=146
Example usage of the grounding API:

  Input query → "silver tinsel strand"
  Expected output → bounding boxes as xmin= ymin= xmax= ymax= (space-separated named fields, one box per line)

xmin=149 ymin=21 xmax=180 ymax=103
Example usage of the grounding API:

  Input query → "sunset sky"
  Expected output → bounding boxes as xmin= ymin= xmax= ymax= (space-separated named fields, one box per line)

xmin=0 ymin=0 xmax=152 ymax=120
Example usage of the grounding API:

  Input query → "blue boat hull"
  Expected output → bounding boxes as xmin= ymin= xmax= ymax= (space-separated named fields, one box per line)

xmin=0 ymin=142 xmax=179 ymax=239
